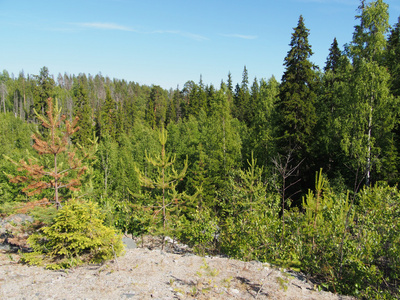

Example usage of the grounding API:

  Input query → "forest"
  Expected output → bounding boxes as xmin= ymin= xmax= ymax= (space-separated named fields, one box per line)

xmin=1 ymin=0 xmax=400 ymax=298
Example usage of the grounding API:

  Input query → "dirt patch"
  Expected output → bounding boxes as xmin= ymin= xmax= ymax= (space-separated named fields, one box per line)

xmin=0 ymin=241 xmax=354 ymax=300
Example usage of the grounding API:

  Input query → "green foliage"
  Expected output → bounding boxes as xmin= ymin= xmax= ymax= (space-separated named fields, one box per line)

xmin=179 ymin=206 xmax=218 ymax=255
xmin=33 ymin=66 xmax=55 ymax=116
xmin=26 ymin=198 xmax=124 ymax=268
xmin=348 ymin=0 xmax=390 ymax=64
xmin=134 ymin=127 xmax=192 ymax=245
xmin=351 ymin=183 xmax=400 ymax=298
xmin=325 ymin=38 xmax=342 ymax=72
xmin=198 ymin=90 xmax=242 ymax=194
xmin=277 ymin=15 xmax=317 ymax=155
xmin=219 ymin=154 xmax=281 ymax=261
xmin=1 ymin=7 xmax=400 ymax=297
xmin=0 ymin=112 xmax=35 ymax=204
xmin=99 ymin=87 xmax=117 ymax=139
xmin=28 ymin=205 xmax=58 ymax=225
xmin=0 ymin=201 xmax=18 ymax=216
xmin=341 ymin=48 xmax=398 ymax=187
xmin=387 ymin=17 xmax=400 ymax=97
xmin=298 ymin=173 xmax=400 ymax=298
xmin=71 ymin=75 xmax=93 ymax=147
xmin=145 ymin=85 xmax=168 ymax=128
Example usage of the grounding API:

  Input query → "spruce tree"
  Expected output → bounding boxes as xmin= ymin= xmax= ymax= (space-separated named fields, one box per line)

xmin=316 ymin=41 xmax=352 ymax=182
xmin=325 ymin=37 xmax=342 ymax=72
xmin=275 ymin=15 xmax=317 ymax=205
xmin=227 ymin=72 xmax=233 ymax=94
xmin=33 ymin=66 xmax=55 ymax=117
xmin=233 ymin=66 xmax=251 ymax=124
xmin=99 ymin=87 xmax=117 ymax=139
xmin=277 ymin=15 xmax=317 ymax=156
xmin=72 ymin=76 xmax=93 ymax=147
xmin=146 ymin=85 xmax=167 ymax=128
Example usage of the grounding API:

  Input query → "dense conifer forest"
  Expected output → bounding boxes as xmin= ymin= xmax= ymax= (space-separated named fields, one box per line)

xmin=1 ymin=1 xmax=400 ymax=298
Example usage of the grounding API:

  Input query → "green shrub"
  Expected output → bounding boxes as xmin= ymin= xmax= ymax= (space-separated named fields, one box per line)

xmin=299 ymin=175 xmax=400 ymax=298
xmin=25 ymin=198 xmax=124 ymax=268
xmin=28 ymin=205 xmax=58 ymax=225
xmin=179 ymin=207 xmax=219 ymax=255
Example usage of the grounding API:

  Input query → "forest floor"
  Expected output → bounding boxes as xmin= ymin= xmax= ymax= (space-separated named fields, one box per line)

xmin=0 ymin=236 xmax=355 ymax=300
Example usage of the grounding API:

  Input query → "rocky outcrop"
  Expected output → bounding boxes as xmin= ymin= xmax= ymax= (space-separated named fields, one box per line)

xmin=0 ymin=214 xmax=34 ymax=252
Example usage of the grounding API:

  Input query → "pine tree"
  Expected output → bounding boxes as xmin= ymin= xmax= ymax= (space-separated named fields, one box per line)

xmin=6 ymin=98 xmax=95 ymax=209
xmin=135 ymin=127 xmax=189 ymax=248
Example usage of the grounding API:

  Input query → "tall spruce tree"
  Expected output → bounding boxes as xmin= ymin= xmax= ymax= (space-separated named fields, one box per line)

xmin=277 ymin=15 xmax=317 ymax=156
xmin=275 ymin=15 xmax=317 ymax=205
xmin=33 ymin=66 xmax=55 ymax=117
xmin=146 ymin=85 xmax=167 ymax=128
xmin=72 ymin=76 xmax=93 ymax=147
xmin=233 ymin=66 xmax=251 ymax=124
xmin=99 ymin=87 xmax=117 ymax=139
xmin=315 ymin=40 xmax=352 ymax=182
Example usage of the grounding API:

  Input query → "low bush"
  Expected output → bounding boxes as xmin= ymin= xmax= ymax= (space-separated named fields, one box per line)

xmin=23 ymin=198 xmax=124 ymax=268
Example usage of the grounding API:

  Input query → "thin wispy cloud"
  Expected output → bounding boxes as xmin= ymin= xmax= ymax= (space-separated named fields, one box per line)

xmin=221 ymin=34 xmax=258 ymax=40
xmin=74 ymin=22 xmax=207 ymax=41
xmin=154 ymin=30 xmax=208 ymax=41
xmin=77 ymin=22 xmax=135 ymax=31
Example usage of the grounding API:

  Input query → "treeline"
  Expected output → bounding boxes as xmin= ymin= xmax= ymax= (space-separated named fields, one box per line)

xmin=1 ymin=0 xmax=400 ymax=298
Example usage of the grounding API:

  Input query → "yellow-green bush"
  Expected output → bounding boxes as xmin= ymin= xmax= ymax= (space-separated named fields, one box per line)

xmin=25 ymin=198 xmax=124 ymax=268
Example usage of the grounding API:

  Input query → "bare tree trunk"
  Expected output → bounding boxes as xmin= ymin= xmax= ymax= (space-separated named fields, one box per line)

xmin=366 ymin=97 xmax=373 ymax=187
xmin=1 ymin=83 xmax=7 ymax=113
xmin=272 ymin=149 xmax=303 ymax=248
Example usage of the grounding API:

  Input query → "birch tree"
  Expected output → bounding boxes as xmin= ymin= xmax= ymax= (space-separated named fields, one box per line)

xmin=343 ymin=0 xmax=398 ymax=186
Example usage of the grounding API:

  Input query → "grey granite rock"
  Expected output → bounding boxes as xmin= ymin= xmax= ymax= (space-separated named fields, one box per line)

xmin=122 ymin=237 xmax=137 ymax=249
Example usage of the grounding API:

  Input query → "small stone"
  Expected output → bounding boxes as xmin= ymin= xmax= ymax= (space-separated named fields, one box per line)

xmin=122 ymin=237 xmax=137 ymax=249
xmin=231 ymin=288 xmax=240 ymax=294
xmin=121 ymin=292 xmax=135 ymax=298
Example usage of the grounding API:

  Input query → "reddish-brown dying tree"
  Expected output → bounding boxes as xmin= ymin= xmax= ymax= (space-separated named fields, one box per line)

xmin=7 ymin=97 xmax=94 ymax=209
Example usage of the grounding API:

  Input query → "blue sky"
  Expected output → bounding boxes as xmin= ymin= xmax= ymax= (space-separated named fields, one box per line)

xmin=1 ymin=0 xmax=400 ymax=90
